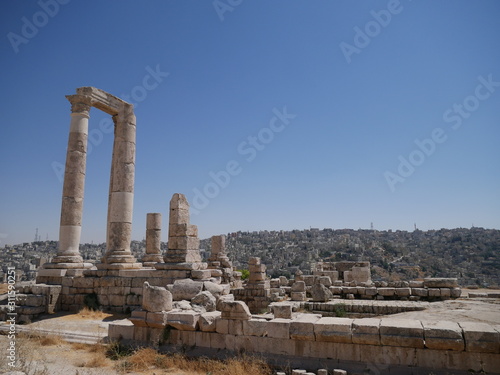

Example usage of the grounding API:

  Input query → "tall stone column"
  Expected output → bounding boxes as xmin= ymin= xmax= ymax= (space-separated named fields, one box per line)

xmin=99 ymin=104 xmax=141 ymax=269
xmin=46 ymin=95 xmax=93 ymax=269
xmin=142 ymin=213 xmax=164 ymax=267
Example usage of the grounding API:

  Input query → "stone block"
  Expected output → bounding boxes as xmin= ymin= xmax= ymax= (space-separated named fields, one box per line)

xmin=169 ymin=223 xmax=198 ymax=237
xmin=291 ymin=292 xmax=306 ymax=301
xmin=191 ymin=291 xmax=216 ymax=312
xmin=423 ymin=278 xmax=458 ymax=288
xmin=243 ymin=318 xmax=268 ymax=337
xmin=380 ymin=319 xmax=424 ymax=348
xmin=273 ymin=303 xmax=293 ymax=319
xmin=352 ymin=318 xmax=381 ymax=345
xmin=314 ymin=317 xmax=353 ymax=343
xmin=199 ymin=311 xmax=220 ymax=332
xmin=192 ymin=269 xmax=212 ymax=280
xmin=267 ymin=318 xmax=290 ymax=339
xmin=411 ymin=288 xmax=428 ymax=297
xmin=409 ymin=280 xmax=424 ymax=288
xmin=451 ymin=287 xmax=462 ymax=298
xmin=330 ymin=286 xmax=343 ymax=295
xmin=291 ymin=281 xmax=306 ymax=292
xmin=167 ymin=310 xmax=200 ymax=331
xmin=423 ymin=321 xmax=464 ymax=351
xmin=172 ymin=279 xmax=204 ymax=301
xmin=428 ymin=288 xmax=441 ymax=298
xmin=129 ymin=310 xmax=147 ymax=327
xmin=290 ymin=314 xmax=321 ymax=341
xmin=220 ymin=300 xmax=252 ymax=320
xmin=459 ymin=322 xmax=500 ymax=353
xmin=215 ymin=318 xmax=229 ymax=335
xmin=378 ymin=287 xmax=395 ymax=297
xmin=440 ymin=288 xmax=451 ymax=299
xmin=228 ymin=319 xmax=244 ymax=336
xmin=108 ymin=320 xmax=134 ymax=340
xmin=146 ymin=311 xmax=168 ymax=328
xmin=142 ymin=282 xmax=172 ymax=312
xmin=311 ymin=283 xmax=333 ymax=302
xmin=395 ymin=287 xmax=411 ymax=297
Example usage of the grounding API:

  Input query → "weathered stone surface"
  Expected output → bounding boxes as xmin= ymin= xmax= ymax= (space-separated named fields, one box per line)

xmin=378 ymin=287 xmax=395 ymax=297
xmin=311 ymin=283 xmax=333 ymax=302
xmin=423 ymin=321 xmax=464 ymax=351
xmin=314 ymin=317 xmax=353 ymax=343
xmin=352 ymin=318 xmax=380 ymax=345
xmin=459 ymin=322 xmax=500 ymax=353
xmin=423 ymin=278 xmax=458 ymax=288
xmin=191 ymin=291 xmax=216 ymax=312
xmin=267 ymin=318 xmax=290 ymax=339
xmin=220 ymin=300 xmax=252 ymax=320
xmin=199 ymin=311 xmax=221 ymax=332
xmin=129 ymin=309 xmax=147 ymax=327
xmin=243 ymin=318 xmax=269 ymax=337
xmin=291 ymin=292 xmax=306 ymax=301
xmin=290 ymin=314 xmax=321 ymax=341
xmin=142 ymin=282 xmax=172 ymax=312
xmin=172 ymin=279 xmax=204 ymax=301
xmin=272 ymin=302 xmax=293 ymax=319
xmin=412 ymin=288 xmax=428 ymax=297
xmin=291 ymin=281 xmax=306 ymax=292
xmin=146 ymin=311 xmax=169 ymax=328
xmin=380 ymin=319 xmax=424 ymax=348
xmin=167 ymin=310 xmax=200 ymax=331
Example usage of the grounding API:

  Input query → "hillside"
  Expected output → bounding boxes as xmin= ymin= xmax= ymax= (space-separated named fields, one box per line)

xmin=201 ymin=227 xmax=500 ymax=287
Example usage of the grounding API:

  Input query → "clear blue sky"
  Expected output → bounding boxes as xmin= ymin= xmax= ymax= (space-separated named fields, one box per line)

xmin=1 ymin=0 xmax=499 ymax=246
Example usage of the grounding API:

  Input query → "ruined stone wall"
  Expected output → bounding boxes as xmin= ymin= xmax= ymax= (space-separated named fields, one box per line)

xmin=109 ymin=309 xmax=500 ymax=374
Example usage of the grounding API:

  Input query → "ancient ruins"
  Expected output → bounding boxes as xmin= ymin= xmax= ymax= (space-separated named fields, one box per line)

xmin=1 ymin=87 xmax=499 ymax=374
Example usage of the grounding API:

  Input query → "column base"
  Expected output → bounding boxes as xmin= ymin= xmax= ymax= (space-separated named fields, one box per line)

xmin=142 ymin=254 xmax=163 ymax=264
xmin=42 ymin=262 xmax=93 ymax=269
xmin=96 ymin=262 xmax=143 ymax=270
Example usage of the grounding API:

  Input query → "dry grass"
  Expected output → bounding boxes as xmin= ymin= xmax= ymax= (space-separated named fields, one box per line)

xmin=0 ymin=283 xmax=8 ymax=294
xmin=113 ymin=347 xmax=273 ymax=375
xmin=78 ymin=306 xmax=109 ymax=319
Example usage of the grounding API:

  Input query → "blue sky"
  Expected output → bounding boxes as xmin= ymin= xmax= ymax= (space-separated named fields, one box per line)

xmin=1 ymin=0 xmax=499 ymax=246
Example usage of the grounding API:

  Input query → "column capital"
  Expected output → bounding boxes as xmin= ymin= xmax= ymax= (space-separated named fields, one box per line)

xmin=66 ymin=94 xmax=92 ymax=116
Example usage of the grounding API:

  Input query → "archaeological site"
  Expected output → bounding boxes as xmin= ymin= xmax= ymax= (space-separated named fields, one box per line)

xmin=1 ymin=87 xmax=499 ymax=375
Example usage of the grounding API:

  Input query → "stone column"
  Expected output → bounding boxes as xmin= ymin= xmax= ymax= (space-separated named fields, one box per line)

xmin=46 ymin=94 xmax=93 ymax=269
xmin=99 ymin=104 xmax=141 ymax=269
xmin=142 ymin=213 xmax=164 ymax=267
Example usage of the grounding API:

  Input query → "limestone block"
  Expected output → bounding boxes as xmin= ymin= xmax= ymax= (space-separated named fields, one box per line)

xmin=146 ymin=311 xmax=168 ymax=328
xmin=191 ymin=269 xmax=212 ymax=280
xmin=409 ymin=280 xmax=424 ymax=288
xmin=459 ymin=322 xmax=500 ymax=353
xmin=423 ymin=278 xmax=458 ymax=288
xmin=412 ymin=288 xmax=428 ymax=297
xmin=272 ymin=303 xmax=293 ymax=319
xmin=352 ymin=318 xmax=381 ymax=345
xmin=228 ymin=319 xmax=244 ymax=335
xmin=290 ymin=314 xmax=321 ymax=341
xmin=210 ymin=269 xmax=223 ymax=277
xmin=292 ymin=281 xmax=306 ymax=292
xmin=109 ymin=294 xmax=126 ymax=306
xmin=333 ymin=371 xmax=347 ymax=375
xmin=291 ymin=370 xmax=306 ymax=375
xmin=211 ymin=234 xmax=226 ymax=251
xmin=220 ymin=300 xmax=252 ymax=320
xmin=142 ymin=282 xmax=172 ymax=312
xmin=428 ymin=288 xmax=441 ymax=298
xmin=216 ymin=318 xmax=229 ymax=334
xmin=291 ymin=292 xmax=307 ymax=301
xmin=314 ymin=317 xmax=353 ymax=343
xmin=243 ymin=318 xmax=269 ymax=337
xmin=395 ymin=287 xmax=411 ymax=297
xmin=168 ymin=237 xmax=200 ymax=250
xmin=169 ymin=223 xmax=198 ymax=237
xmin=380 ymin=319 xmax=424 ymax=348
xmin=440 ymin=288 xmax=451 ymax=299
xmin=330 ymin=286 xmax=343 ymax=295
xmin=317 ymin=370 xmax=328 ymax=375
xmin=279 ymin=276 xmax=288 ymax=286
xmin=129 ymin=310 xmax=147 ymax=327
xmin=270 ymin=278 xmax=280 ymax=288
xmin=423 ymin=321 xmax=464 ymax=351
xmin=311 ymin=283 xmax=333 ymax=302
xmin=318 ymin=276 xmax=332 ymax=287
xmin=108 ymin=319 xmax=134 ymax=340
xmin=451 ymin=287 xmax=462 ymax=298
xmin=343 ymin=286 xmax=357 ymax=295
xmin=167 ymin=310 xmax=200 ymax=331
xmin=378 ymin=287 xmax=395 ymax=297
xmin=191 ymin=291 xmax=216 ymax=312
xmin=199 ymin=311 xmax=220 ymax=332
xmin=267 ymin=318 xmax=290 ymax=339
xmin=72 ymin=277 xmax=95 ymax=289
xmin=172 ymin=279 xmax=204 ymax=301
